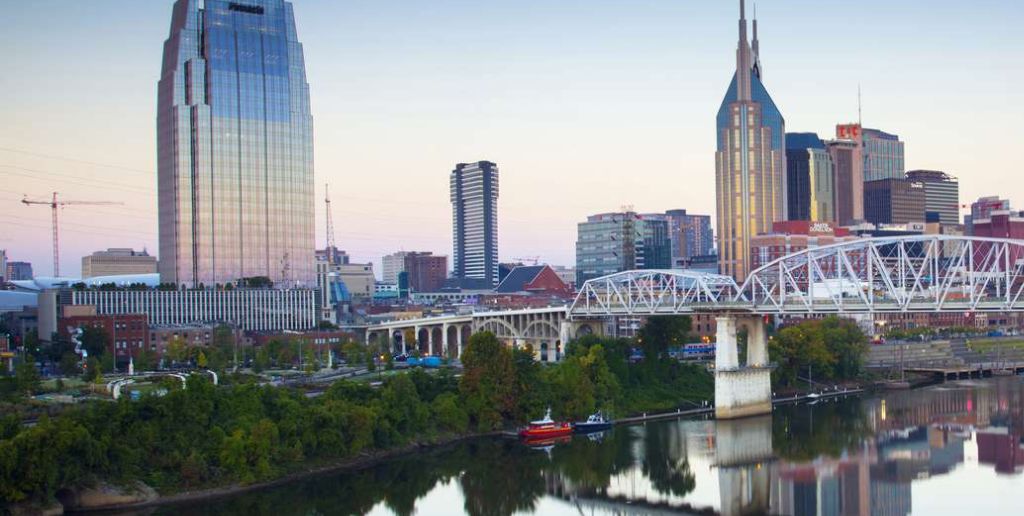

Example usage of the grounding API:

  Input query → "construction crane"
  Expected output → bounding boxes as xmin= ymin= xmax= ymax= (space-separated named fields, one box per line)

xmin=513 ymin=256 xmax=541 ymax=266
xmin=21 ymin=192 xmax=124 ymax=277
xmin=324 ymin=183 xmax=338 ymax=264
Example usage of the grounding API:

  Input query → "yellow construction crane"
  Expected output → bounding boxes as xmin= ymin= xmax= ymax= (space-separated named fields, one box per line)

xmin=21 ymin=192 xmax=124 ymax=277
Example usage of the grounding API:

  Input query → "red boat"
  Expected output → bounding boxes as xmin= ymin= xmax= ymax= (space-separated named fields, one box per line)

xmin=519 ymin=408 xmax=573 ymax=440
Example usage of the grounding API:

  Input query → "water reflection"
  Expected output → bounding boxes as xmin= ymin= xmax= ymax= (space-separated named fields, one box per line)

xmin=149 ymin=378 xmax=1024 ymax=516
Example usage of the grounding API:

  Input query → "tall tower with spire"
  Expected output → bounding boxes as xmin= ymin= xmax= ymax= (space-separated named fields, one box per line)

xmin=715 ymin=0 xmax=786 ymax=281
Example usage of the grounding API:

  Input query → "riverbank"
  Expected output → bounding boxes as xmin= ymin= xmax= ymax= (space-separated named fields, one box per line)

xmin=62 ymin=431 xmax=501 ymax=514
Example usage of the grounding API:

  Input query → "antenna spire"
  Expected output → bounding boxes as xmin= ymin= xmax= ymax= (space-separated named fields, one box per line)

xmin=858 ymin=84 xmax=863 ymax=126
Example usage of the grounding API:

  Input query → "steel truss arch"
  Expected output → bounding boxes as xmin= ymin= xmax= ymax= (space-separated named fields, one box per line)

xmin=567 ymin=237 xmax=1024 ymax=317
xmin=737 ymin=235 xmax=1024 ymax=314
xmin=569 ymin=269 xmax=743 ymax=317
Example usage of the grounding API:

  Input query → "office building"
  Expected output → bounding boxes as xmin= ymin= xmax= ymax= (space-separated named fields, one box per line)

xmin=828 ymin=125 xmax=865 ymax=226
xmin=862 ymin=128 xmax=905 ymax=182
xmin=750 ymin=221 xmax=859 ymax=270
xmin=965 ymin=196 xmax=1010 ymax=235
xmin=157 ymin=0 xmax=315 ymax=287
xmin=336 ymin=263 xmax=375 ymax=301
xmin=575 ymin=211 xmax=671 ymax=285
xmin=58 ymin=312 xmax=150 ymax=367
xmin=906 ymin=170 xmax=959 ymax=226
xmin=81 ymin=248 xmax=158 ymax=278
xmin=641 ymin=216 xmax=672 ymax=270
xmin=785 ymin=133 xmax=835 ymax=223
xmin=864 ymin=178 xmax=926 ymax=226
xmin=405 ymin=252 xmax=447 ymax=292
xmin=381 ymin=252 xmax=410 ymax=284
xmin=6 ymin=262 xmax=33 ymax=281
xmin=663 ymin=210 xmax=714 ymax=265
xmin=715 ymin=1 xmax=786 ymax=280
xmin=70 ymin=288 xmax=316 ymax=331
xmin=0 ymin=250 xmax=6 ymax=283
xmin=450 ymin=161 xmax=499 ymax=285
xmin=971 ymin=210 xmax=1024 ymax=240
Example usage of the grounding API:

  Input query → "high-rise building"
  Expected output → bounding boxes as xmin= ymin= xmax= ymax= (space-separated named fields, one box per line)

xmin=663 ymin=210 xmax=714 ymax=265
xmin=381 ymin=251 xmax=410 ymax=284
xmin=715 ymin=1 xmax=786 ymax=280
xmin=81 ymin=248 xmax=158 ymax=278
xmin=785 ymin=133 xmax=835 ymax=223
xmin=157 ymin=0 xmax=315 ymax=288
xmin=905 ymin=170 xmax=959 ymax=226
xmin=965 ymin=196 xmax=1012 ymax=234
xmin=828 ymin=125 xmax=865 ymax=226
xmin=641 ymin=217 xmax=672 ymax=270
xmin=0 ymin=250 xmax=6 ymax=283
xmin=6 ymin=262 xmax=33 ymax=281
xmin=404 ymin=252 xmax=448 ymax=292
xmin=864 ymin=178 xmax=926 ymax=226
xmin=862 ymin=128 xmax=905 ymax=182
xmin=575 ymin=211 xmax=671 ymax=285
xmin=450 ymin=161 xmax=499 ymax=285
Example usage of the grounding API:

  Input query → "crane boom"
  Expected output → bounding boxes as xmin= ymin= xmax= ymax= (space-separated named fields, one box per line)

xmin=21 ymin=192 xmax=125 ymax=277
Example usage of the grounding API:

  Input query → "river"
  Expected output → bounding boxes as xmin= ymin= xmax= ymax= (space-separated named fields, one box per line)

xmin=148 ymin=377 xmax=1024 ymax=515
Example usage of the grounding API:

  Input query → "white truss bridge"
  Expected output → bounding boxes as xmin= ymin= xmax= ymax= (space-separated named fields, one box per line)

xmin=570 ymin=236 xmax=1024 ymax=317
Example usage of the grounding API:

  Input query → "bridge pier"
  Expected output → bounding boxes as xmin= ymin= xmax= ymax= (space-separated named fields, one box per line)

xmin=715 ymin=315 xmax=772 ymax=419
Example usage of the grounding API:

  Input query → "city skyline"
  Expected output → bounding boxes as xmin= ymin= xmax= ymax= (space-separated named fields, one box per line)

xmin=2 ymin=1 xmax=1023 ymax=276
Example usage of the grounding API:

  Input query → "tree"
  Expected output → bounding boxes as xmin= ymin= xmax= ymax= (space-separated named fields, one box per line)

xmin=197 ymin=349 xmax=208 ymax=369
xmin=79 ymin=326 xmax=111 ymax=359
xmin=636 ymin=316 xmax=692 ymax=360
xmin=342 ymin=341 xmax=366 ymax=365
xmin=58 ymin=352 xmax=81 ymax=377
xmin=165 ymin=336 xmax=189 ymax=364
xmin=459 ymin=332 xmax=517 ymax=430
xmin=83 ymin=356 xmax=102 ymax=382
xmin=13 ymin=362 xmax=41 ymax=397
xmin=134 ymin=346 xmax=156 ymax=372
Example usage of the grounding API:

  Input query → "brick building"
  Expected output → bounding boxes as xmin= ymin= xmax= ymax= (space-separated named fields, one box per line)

xmin=405 ymin=252 xmax=448 ymax=292
xmin=750 ymin=221 xmax=861 ymax=270
xmin=59 ymin=313 xmax=149 ymax=366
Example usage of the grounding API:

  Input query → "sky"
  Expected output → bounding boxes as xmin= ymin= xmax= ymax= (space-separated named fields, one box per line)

xmin=1 ymin=0 xmax=1022 ymax=278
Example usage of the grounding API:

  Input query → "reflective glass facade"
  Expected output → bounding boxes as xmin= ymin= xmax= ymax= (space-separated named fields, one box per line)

xmin=715 ymin=2 xmax=786 ymax=281
xmin=450 ymin=161 xmax=499 ymax=285
xmin=158 ymin=0 xmax=314 ymax=287
xmin=862 ymin=128 xmax=905 ymax=182
xmin=785 ymin=133 xmax=835 ymax=223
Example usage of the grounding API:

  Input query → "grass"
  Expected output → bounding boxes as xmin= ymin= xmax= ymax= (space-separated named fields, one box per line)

xmin=966 ymin=339 xmax=1024 ymax=353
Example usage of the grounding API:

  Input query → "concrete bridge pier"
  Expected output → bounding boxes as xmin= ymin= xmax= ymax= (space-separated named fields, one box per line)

xmin=714 ymin=315 xmax=772 ymax=419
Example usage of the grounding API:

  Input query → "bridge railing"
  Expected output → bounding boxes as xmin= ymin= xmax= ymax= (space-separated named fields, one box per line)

xmin=569 ymin=236 xmax=1024 ymax=317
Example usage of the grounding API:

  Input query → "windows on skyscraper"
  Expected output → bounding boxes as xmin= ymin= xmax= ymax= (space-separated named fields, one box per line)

xmin=450 ymin=161 xmax=499 ymax=286
xmin=157 ymin=0 xmax=315 ymax=287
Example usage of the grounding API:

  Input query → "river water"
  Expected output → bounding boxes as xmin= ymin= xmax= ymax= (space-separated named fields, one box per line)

xmin=155 ymin=377 xmax=1024 ymax=515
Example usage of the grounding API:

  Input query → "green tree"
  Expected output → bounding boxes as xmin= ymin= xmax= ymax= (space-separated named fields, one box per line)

xmin=79 ymin=325 xmax=110 ymax=359
xmin=165 ymin=336 xmax=189 ymax=363
xmin=13 ymin=362 xmax=41 ymax=397
xmin=134 ymin=346 xmax=155 ymax=372
xmin=342 ymin=341 xmax=366 ymax=365
xmin=58 ymin=352 xmax=81 ymax=377
xmin=459 ymin=332 xmax=516 ymax=430
xmin=197 ymin=349 xmax=208 ymax=369
xmin=636 ymin=315 xmax=692 ymax=360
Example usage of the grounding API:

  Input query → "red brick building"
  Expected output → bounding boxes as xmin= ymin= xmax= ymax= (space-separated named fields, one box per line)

xmin=404 ymin=252 xmax=448 ymax=292
xmin=750 ymin=221 xmax=860 ymax=270
xmin=59 ymin=314 xmax=149 ymax=365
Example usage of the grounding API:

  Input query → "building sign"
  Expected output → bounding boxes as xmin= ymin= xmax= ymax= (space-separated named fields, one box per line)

xmin=836 ymin=123 xmax=862 ymax=140
xmin=809 ymin=222 xmax=834 ymax=234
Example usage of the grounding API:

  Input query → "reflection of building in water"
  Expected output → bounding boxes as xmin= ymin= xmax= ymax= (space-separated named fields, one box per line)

xmin=769 ymin=442 xmax=875 ymax=516
xmin=977 ymin=427 xmax=1024 ymax=474
xmin=715 ymin=416 xmax=773 ymax=515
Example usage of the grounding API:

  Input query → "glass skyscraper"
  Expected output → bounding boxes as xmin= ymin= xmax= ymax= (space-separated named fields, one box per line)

xmin=450 ymin=161 xmax=499 ymax=285
xmin=786 ymin=133 xmax=835 ymax=223
xmin=862 ymin=128 xmax=905 ymax=182
xmin=715 ymin=1 xmax=786 ymax=280
xmin=157 ymin=0 xmax=314 ymax=287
